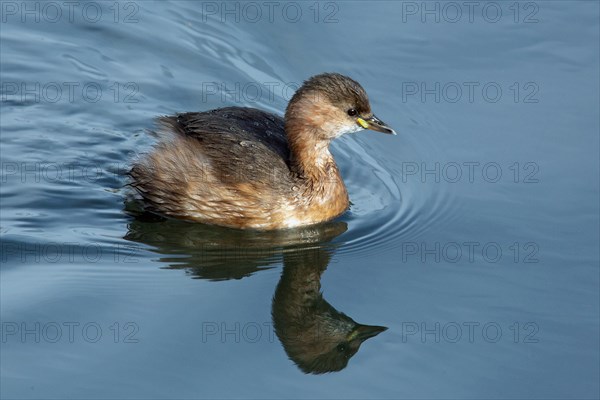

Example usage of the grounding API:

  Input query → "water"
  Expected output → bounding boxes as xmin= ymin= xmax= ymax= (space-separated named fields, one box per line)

xmin=1 ymin=1 xmax=599 ymax=398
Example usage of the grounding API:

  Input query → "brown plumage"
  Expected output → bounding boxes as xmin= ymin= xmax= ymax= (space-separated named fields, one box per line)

xmin=129 ymin=73 xmax=395 ymax=230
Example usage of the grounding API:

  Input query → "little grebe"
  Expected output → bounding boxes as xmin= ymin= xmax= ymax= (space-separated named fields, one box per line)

xmin=129 ymin=73 xmax=395 ymax=230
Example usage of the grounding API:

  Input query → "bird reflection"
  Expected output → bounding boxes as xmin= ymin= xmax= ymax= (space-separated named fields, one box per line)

xmin=273 ymin=246 xmax=387 ymax=374
xmin=124 ymin=206 xmax=348 ymax=280
xmin=124 ymin=204 xmax=387 ymax=373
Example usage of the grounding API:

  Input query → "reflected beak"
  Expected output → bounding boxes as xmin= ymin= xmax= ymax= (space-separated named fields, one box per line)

xmin=348 ymin=324 xmax=388 ymax=342
xmin=357 ymin=115 xmax=397 ymax=135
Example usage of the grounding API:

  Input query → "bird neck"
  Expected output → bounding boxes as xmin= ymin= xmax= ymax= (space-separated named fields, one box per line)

xmin=283 ymin=121 xmax=349 ymax=225
xmin=284 ymin=96 xmax=349 ymax=220
xmin=274 ymin=248 xmax=330 ymax=314
xmin=285 ymin=92 xmax=335 ymax=180
xmin=287 ymin=130 xmax=336 ymax=180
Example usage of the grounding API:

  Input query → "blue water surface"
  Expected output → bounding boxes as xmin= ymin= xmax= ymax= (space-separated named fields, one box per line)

xmin=1 ymin=1 xmax=599 ymax=398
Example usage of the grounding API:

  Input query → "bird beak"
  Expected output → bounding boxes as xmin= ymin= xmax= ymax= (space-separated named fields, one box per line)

xmin=348 ymin=324 xmax=388 ymax=342
xmin=357 ymin=115 xmax=397 ymax=135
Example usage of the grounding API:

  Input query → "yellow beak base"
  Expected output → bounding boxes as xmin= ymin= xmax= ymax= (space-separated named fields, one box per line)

xmin=357 ymin=117 xmax=370 ymax=129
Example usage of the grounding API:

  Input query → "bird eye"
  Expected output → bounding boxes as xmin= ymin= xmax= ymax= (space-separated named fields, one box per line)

xmin=337 ymin=344 xmax=346 ymax=352
xmin=347 ymin=109 xmax=357 ymax=117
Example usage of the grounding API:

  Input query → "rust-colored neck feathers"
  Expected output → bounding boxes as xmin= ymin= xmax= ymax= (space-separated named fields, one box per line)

xmin=285 ymin=92 xmax=338 ymax=180
xmin=283 ymin=90 xmax=349 ymax=222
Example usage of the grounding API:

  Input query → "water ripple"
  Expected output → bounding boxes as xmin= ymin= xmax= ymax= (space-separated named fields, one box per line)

xmin=333 ymin=129 xmax=461 ymax=257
